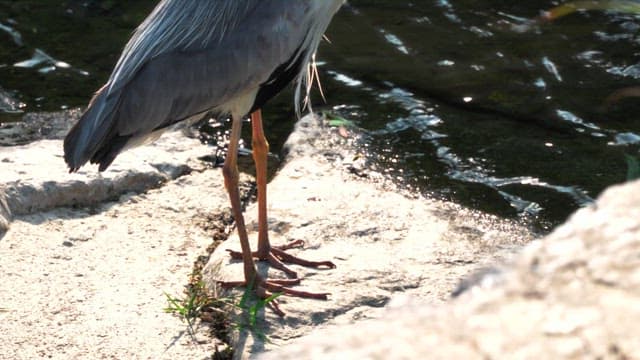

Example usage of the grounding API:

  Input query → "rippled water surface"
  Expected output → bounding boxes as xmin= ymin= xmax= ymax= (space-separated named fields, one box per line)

xmin=2 ymin=1 xmax=640 ymax=232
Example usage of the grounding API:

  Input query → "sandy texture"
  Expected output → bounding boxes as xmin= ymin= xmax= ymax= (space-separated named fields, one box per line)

xmin=262 ymin=178 xmax=640 ymax=359
xmin=1 ymin=112 xmax=538 ymax=359
xmin=204 ymin=114 xmax=534 ymax=358
xmin=0 ymin=128 xmax=230 ymax=359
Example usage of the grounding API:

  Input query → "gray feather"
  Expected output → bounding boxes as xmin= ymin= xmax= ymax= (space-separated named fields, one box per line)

xmin=64 ymin=0 xmax=345 ymax=171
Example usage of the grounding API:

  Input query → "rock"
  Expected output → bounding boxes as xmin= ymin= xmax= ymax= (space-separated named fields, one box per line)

xmin=0 ymin=117 xmax=208 ymax=216
xmin=3 ymin=109 xmax=634 ymax=359
xmin=0 ymin=111 xmax=239 ymax=359
xmin=260 ymin=178 xmax=640 ymax=359
xmin=0 ymin=109 xmax=80 ymax=146
xmin=202 ymin=114 xmax=534 ymax=358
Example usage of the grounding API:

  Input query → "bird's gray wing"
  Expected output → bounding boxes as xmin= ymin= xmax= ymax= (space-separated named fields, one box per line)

xmin=107 ymin=0 xmax=254 ymax=96
xmin=113 ymin=0 xmax=345 ymax=135
xmin=65 ymin=0 xmax=343 ymax=171
xmin=65 ymin=0 xmax=258 ymax=170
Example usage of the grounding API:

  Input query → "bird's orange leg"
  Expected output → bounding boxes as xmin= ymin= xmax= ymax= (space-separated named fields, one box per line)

xmin=221 ymin=114 xmax=258 ymax=286
xmin=220 ymin=113 xmax=329 ymax=316
xmin=226 ymin=110 xmax=336 ymax=279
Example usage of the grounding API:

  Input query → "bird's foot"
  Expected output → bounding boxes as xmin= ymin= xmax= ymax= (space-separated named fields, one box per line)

xmin=226 ymin=240 xmax=336 ymax=279
xmin=219 ymin=276 xmax=330 ymax=317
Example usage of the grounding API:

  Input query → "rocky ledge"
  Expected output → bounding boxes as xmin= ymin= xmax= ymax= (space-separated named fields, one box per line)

xmin=1 ymin=111 xmax=636 ymax=359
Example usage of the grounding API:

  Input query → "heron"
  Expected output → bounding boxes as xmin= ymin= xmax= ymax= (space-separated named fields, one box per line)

xmin=63 ymin=0 xmax=344 ymax=315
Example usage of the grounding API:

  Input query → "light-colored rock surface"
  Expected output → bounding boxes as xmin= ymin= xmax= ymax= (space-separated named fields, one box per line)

xmin=15 ymin=110 xmax=630 ymax=360
xmin=1 ymin=111 xmax=536 ymax=359
xmin=0 ymin=120 xmax=232 ymax=359
xmin=204 ymin=115 xmax=534 ymax=358
xmin=0 ymin=109 xmax=80 ymax=146
xmin=2 ymin=136 xmax=200 ymax=217
xmin=261 ymin=178 xmax=640 ymax=359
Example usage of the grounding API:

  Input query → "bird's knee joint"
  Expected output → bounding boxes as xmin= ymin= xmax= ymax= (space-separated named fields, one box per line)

xmin=252 ymin=138 xmax=269 ymax=153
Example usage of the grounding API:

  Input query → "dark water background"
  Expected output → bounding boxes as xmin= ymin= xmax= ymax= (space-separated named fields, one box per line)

xmin=1 ymin=1 xmax=640 ymax=233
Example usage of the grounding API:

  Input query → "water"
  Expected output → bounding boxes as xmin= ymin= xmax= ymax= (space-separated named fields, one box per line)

xmin=1 ymin=1 xmax=640 ymax=232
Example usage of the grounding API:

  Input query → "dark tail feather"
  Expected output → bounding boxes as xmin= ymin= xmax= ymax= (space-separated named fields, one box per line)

xmin=91 ymin=135 xmax=130 ymax=171
xmin=64 ymin=86 xmax=122 ymax=172
xmin=63 ymin=120 xmax=92 ymax=172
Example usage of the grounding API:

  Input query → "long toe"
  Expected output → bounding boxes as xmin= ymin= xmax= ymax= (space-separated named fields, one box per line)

xmin=270 ymin=247 xmax=336 ymax=269
xmin=218 ymin=276 xmax=329 ymax=317
xmin=226 ymin=244 xmax=336 ymax=278
xmin=226 ymin=249 xmax=298 ymax=278
xmin=262 ymin=280 xmax=331 ymax=300
xmin=218 ymin=277 xmax=300 ymax=289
